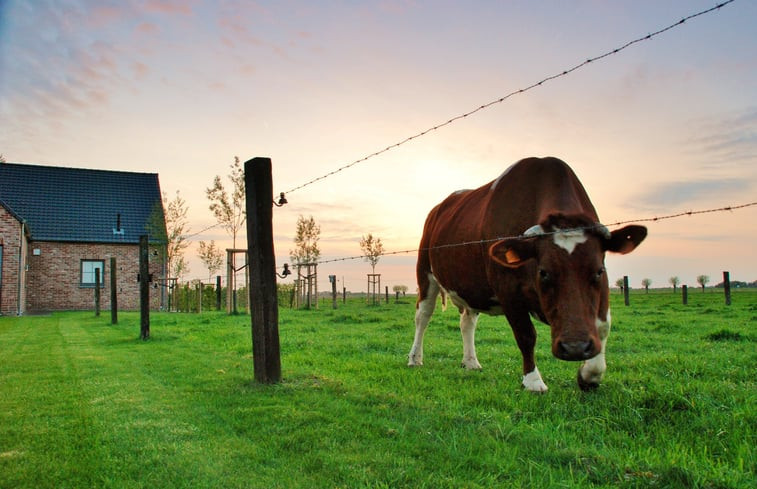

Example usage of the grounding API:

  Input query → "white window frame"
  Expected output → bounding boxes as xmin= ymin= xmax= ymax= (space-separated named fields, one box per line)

xmin=80 ymin=259 xmax=105 ymax=288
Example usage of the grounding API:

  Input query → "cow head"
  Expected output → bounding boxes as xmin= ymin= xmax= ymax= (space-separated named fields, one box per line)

xmin=488 ymin=214 xmax=647 ymax=361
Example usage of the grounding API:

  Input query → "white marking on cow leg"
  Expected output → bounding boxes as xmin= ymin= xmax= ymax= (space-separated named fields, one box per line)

xmin=408 ymin=274 xmax=440 ymax=366
xmin=553 ymin=228 xmax=588 ymax=254
xmin=460 ymin=309 xmax=482 ymax=369
xmin=579 ymin=310 xmax=611 ymax=386
xmin=522 ymin=366 xmax=548 ymax=392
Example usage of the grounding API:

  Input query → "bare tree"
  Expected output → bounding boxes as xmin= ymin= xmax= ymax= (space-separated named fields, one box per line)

xmin=669 ymin=276 xmax=680 ymax=293
xmin=290 ymin=215 xmax=321 ymax=265
xmin=197 ymin=240 xmax=224 ymax=282
xmin=641 ymin=278 xmax=652 ymax=293
xmin=359 ymin=233 xmax=384 ymax=274
xmin=697 ymin=275 xmax=710 ymax=292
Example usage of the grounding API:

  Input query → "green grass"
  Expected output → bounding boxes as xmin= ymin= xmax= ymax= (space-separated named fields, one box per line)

xmin=1 ymin=290 xmax=755 ymax=488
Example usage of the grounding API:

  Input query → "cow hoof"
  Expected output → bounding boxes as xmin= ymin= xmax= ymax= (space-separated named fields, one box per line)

xmin=460 ymin=359 xmax=482 ymax=370
xmin=522 ymin=368 xmax=548 ymax=392
xmin=577 ymin=371 xmax=600 ymax=391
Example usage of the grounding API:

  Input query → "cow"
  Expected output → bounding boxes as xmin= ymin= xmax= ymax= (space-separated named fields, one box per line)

xmin=408 ymin=157 xmax=647 ymax=391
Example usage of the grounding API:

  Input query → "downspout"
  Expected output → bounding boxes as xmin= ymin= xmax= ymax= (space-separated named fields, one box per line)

xmin=17 ymin=220 xmax=25 ymax=316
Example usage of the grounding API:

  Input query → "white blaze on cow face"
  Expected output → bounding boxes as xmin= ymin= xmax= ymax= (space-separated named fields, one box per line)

xmin=553 ymin=228 xmax=588 ymax=254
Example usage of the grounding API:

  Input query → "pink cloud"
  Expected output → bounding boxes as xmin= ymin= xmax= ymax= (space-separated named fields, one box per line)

xmin=144 ymin=0 xmax=192 ymax=15
xmin=136 ymin=22 xmax=159 ymax=35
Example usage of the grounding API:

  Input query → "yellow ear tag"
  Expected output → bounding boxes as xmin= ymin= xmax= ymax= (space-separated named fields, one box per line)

xmin=505 ymin=249 xmax=521 ymax=264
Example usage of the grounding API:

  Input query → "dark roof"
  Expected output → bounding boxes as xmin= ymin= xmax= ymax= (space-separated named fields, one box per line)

xmin=0 ymin=162 xmax=165 ymax=244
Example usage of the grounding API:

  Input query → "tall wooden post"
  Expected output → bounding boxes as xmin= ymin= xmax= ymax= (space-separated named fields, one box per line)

xmin=139 ymin=235 xmax=150 ymax=340
xmin=623 ymin=276 xmax=630 ymax=306
xmin=110 ymin=257 xmax=118 ymax=324
xmin=196 ymin=282 xmax=203 ymax=313
xmin=94 ymin=268 xmax=101 ymax=316
xmin=216 ymin=275 xmax=222 ymax=310
xmin=245 ymin=157 xmax=281 ymax=384
xmin=723 ymin=271 xmax=731 ymax=306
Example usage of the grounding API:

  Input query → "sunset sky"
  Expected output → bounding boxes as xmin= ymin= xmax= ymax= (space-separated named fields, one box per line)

xmin=2 ymin=0 xmax=756 ymax=294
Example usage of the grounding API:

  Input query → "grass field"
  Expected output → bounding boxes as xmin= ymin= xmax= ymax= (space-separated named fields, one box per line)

xmin=1 ymin=290 xmax=755 ymax=488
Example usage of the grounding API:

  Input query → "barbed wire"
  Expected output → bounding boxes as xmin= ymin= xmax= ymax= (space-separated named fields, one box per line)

xmin=282 ymin=0 xmax=735 ymax=196
xmin=311 ymin=201 xmax=757 ymax=266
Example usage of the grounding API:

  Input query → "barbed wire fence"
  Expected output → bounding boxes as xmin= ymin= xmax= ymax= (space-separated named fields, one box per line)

xmin=280 ymin=0 xmax=736 ymax=197
xmin=173 ymin=1 xmax=754 ymax=301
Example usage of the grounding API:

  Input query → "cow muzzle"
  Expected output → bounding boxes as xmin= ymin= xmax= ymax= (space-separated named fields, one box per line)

xmin=554 ymin=338 xmax=598 ymax=361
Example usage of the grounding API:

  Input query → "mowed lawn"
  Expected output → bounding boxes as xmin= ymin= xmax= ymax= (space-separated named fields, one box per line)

xmin=0 ymin=291 xmax=755 ymax=488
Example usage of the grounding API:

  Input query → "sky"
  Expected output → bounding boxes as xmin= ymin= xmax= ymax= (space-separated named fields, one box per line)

xmin=1 ymin=0 xmax=756 ymax=295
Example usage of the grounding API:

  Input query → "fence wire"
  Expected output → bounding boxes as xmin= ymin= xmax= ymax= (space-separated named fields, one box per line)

xmin=282 ymin=0 xmax=735 ymax=196
xmin=313 ymin=201 xmax=757 ymax=266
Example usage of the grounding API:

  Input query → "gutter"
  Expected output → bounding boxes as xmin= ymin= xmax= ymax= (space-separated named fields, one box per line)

xmin=17 ymin=220 xmax=24 ymax=316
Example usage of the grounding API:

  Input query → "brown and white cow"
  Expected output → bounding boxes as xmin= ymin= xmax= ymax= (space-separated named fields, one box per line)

xmin=408 ymin=157 xmax=647 ymax=391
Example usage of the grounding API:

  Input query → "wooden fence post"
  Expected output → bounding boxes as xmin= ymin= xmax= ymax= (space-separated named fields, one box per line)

xmin=245 ymin=157 xmax=281 ymax=384
xmin=110 ymin=257 xmax=118 ymax=324
xmin=196 ymin=282 xmax=203 ymax=313
xmin=216 ymin=275 xmax=222 ymax=310
xmin=94 ymin=268 xmax=101 ymax=316
xmin=139 ymin=235 xmax=150 ymax=340
xmin=682 ymin=285 xmax=688 ymax=305
xmin=723 ymin=271 xmax=731 ymax=306
xmin=623 ymin=276 xmax=630 ymax=306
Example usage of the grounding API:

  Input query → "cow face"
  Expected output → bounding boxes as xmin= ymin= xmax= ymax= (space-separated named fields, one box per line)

xmin=489 ymin=218 xmax=647 ymax=361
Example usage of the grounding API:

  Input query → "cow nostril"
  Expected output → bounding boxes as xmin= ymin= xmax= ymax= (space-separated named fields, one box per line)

xmin=558 ymin=340 xmax=594 ymax=360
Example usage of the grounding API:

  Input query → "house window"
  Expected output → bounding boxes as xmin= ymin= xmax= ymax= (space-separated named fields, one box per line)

xmin=81 ymin=260 xmax=105 ymax=288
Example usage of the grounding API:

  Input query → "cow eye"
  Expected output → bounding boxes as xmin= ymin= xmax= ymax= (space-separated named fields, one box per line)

xmin=593 ymin=267 xmax=605 ymax=282
xmin=538 ymin=269 xmax=551 ymax=282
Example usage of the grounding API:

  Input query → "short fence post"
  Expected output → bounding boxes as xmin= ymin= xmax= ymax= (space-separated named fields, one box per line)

xmin=343 ymin=287 xmax=346 ymax=304
xmin=196 ymin=282 xmax=203 ymax=313
xmin=94 ymin=268 xmax=101 ymax=316
xmin=623 ymin=276 xmax=630 ymax=306
xmin=682 ymin=285 xmax=688 ymax=305
xmin=110 ymin=257 xmax=118 ymax=324
xmin=385 ymin=286 xmax=389 ymax=304
xmin=330 ymin=275 xmax=337 ymax=309
xmin=723 ymin=271 xmax=731 ymax=306
xmin=139 ymin=235 xmax=150 ymax=340
xmin=216 ymin=275 xmax=222 ymax=310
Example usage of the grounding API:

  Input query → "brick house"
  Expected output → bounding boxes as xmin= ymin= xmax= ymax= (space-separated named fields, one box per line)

xmin=0 ymin=163 xmax=167 ymax=315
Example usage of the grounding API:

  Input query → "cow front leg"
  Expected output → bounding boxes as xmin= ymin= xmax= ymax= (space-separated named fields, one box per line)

xmin=578 ymin=311 xmax=611 ymax=391
xmin=408 ymin=279 xmax=439 ymax=367
xmin=508 ymin=311 xmax=548 ymax=392
xmin=460 ymin=309 xmax=482 ymax=369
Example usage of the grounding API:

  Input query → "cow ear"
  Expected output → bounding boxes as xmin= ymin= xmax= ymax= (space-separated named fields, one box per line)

xmin=489 ymin=238 xmax=537 ymax=268
xmin=604 ymin=225 xmax=647 ymax=254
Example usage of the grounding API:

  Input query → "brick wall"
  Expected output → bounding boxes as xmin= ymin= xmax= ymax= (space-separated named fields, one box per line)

xmin=25 ymin=241 xmax=165 ymax=312
xmin=0 ymin=206 xmax=27 ymax=315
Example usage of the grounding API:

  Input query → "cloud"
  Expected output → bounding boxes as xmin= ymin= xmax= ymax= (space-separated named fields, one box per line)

xmin=632 ymin=178 xmax=751 ymax=211
xmin=687 ymin=107 xmax=757 ymax=165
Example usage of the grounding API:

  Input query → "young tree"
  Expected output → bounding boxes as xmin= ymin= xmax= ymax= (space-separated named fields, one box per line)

xmin=393 ymin=285 xmax=409 ymax=296
xmin=207 ymin=156 xmax=246 ymax=297
xmin=206 ymin=156 xmax=246 ymax=249
xmin=155 ymin=191 xmax=191 ymax=279
xmin=615 ymin=278 xmax=624 ymax=293
xmin=641 ymin=278 xmax=652 ymax=293
xmin=359 ymin=233 xmax=384 ymax=274
xmin=290 ymin=215 xmax=321 ymax=265
xmin=697 ymin=275 xmax=710 ymax=292
xmin=669 ymin=276 xmax=680 ymax=293
xmin=197 ymin=240 xmax=224 ymax=282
